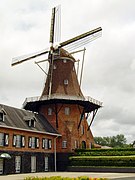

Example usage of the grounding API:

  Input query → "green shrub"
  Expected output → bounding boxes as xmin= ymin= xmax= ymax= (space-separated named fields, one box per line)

xmin=69 ymin=155 xmax=135 ymax=167
xmin=74 ymin=148 xmax=135 ymax=156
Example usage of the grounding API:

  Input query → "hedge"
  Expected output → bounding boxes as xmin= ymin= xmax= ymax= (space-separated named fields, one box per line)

xmin=74 ymin=148 xmax=135 ymax=156
xmin=24 ymin=176 xmax=109 ymax=180
xmin=69 ymin=156 xmax=135 ymax=167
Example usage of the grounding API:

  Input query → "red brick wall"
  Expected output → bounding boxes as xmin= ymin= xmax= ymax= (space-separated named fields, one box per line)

xmin=0 ymin=127 xmax=55 ymax=153
xmin=39 ymin=103 xmax=94 ymax=153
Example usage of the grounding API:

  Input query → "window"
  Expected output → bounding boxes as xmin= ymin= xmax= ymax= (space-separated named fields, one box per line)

xmin=63 ymin=59 xmax=67 ymax=63
xmin=89 ymin=142 xmax=92 ymax=149
xmin=0 ymin=113 xmax=3 ymax=121
xmin=42 ymin=138 xmax=51 ymax=149
xmin=28 ymin=137 xmax=39 ymax=149
xmin=53 ymin=64 xmax=57 ymax=69
xmin=22 ymin=136 xmax=25 ymax=147
xmin=48 ymin=139 xmax=52 ymax=149
xmin=31 ymin=137 xmax=36 ymax=149
xmin=15 ymin=156 xmax=21 ymax=173
xmin=81 ymin=125 xmax=84 ymax=135
xmin=13 ymin=135 xmax=25 ymax=148
xmin=25 ymin=116 xmax=36 ymax=128
xmin=0 ymin=133 xmax=9 ymax=147
xmin=0 ymin=133 xmax=4 ymax=146
xmin=44 ymin=156 xmax=48 ymax=171
xmin=5 ymin=134 xmax=9 ymax=146
xmin=64 ymin=79 xmax=68 ymax=85
xmin=0 ymin=109 xmax=6 ymax=121
xmin=62 ymin=140 xmax=67 ymax=148
xmin=0 ymin=159 xmax=3 ymax=174
xmin=48 ymin=108 xmax=52 ymax=115
xmin=65 ymin=107 xmax=70 ymax=115
xmin=75 ymin=140 xmax=78 ymax=149
xmin=26 ymin=120 xmax=36 ymax=127
xmin=31 ymin=120 xmax=35 ymax=128
xmin=31 ymin=156 xmax=36 ymax=172
xmin=16 ymin=135 xmax=21 ymax=148
xmin=28 ymin=137 xmax=32 ymax=148
xmin=44 ymin=139 xmax=48 ymax=149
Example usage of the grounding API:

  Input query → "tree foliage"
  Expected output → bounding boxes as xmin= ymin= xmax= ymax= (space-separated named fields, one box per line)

xmin=94 ymin=134 xmax=127 ymax=148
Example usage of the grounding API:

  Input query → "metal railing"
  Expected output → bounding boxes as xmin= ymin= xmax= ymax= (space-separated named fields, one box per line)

xmin=22 ymin=95 xmax=103 ymax=108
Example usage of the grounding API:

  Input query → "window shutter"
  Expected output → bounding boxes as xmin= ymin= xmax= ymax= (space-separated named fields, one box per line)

xmin=4 ymin=134 xmax=9 ymax=146
xmin=28 ymin=137 xmax=32 ymax=148
xmin=13 ymin=135 xmax=16 ymax=146
xmin=42 ymin=139 xmax=45 ymax=149
xmin=21 ymin=136 xmax=25 ymax=147
xmin=36 ymin=138 xmax=39 ymax=148
xmin=48 ymin=139 xmax=52 ymax=149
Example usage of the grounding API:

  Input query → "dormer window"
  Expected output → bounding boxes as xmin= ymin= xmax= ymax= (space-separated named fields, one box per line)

xmin=64 ymin=79 xmax=68 ymax=85
xmin=27 ymin=119 xmax=35 ymax=128
xmin=0 ymin=109 xmax=6 ymax=122
xmin=0 ymin=113 xmax=4 ymax=121
xmin=24 ymin=115 xmax=36 ymax=128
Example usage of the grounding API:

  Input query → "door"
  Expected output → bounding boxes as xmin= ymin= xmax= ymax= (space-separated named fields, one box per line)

xmin=44 ymin=156 xmax=48 ymax=171
xmin=0 ymin=159 xmax=3 ymax=174
xmin=15 ymin=156 xmax=21 ymax=173
xmin=31 ymin=156 xmax=36 ymax=172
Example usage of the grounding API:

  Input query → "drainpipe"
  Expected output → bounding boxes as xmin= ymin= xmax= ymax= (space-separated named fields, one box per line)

xmin=54 ymin=136 xmax=58 ymax=172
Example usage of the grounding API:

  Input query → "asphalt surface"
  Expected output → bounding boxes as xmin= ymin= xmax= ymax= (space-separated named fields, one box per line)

xmin=0 ymin=172 xmax=135 ymax=180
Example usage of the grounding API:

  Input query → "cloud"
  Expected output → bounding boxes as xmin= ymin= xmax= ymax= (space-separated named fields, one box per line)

xmin=0 ymin=0 xmax=135 ymax=144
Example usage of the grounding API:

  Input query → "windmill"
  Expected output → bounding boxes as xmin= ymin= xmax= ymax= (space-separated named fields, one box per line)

xmin=11 ymin=5 xmax=102 ymax=99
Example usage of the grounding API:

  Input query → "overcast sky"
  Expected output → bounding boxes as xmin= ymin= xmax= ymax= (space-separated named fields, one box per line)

xmin=0 ymin=0 xmax=135 ymax=143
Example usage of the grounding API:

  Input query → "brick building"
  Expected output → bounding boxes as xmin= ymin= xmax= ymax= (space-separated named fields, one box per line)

xmin=0 ymin=104 xmax=60 ymax=174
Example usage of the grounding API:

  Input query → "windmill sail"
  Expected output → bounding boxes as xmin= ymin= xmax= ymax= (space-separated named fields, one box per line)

xmin=11 ymin=48 xmax=49 ymax=66
xmin=59 ymin=27 xmax=102 ymax=50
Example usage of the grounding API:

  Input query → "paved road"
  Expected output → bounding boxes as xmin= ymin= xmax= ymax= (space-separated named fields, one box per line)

xmin=0 ymin=172 xmax=135 ymax=180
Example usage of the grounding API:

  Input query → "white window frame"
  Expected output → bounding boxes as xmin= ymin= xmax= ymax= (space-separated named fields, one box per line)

xmin=62 ymin=140 xmax=67 ymax=148
xmin=44 ymin=156 xmax=48 ymax=171
xmin=44 ymin=139 xmax=48 ymax=149
xmin=16 ymin=135 xmax=21 ymax=148
xmin=0 ymin=113 xmax=4 ymax=121
xmin=53 ymin=64 xmax=57 ymax=69
xmin=0 ymin=133 xmax=4 ymax=146
xmin=5 ymin=134 xmax=9 ymax=146
xmin=81 ymin=125 xmax=84 ymax=135
xmin=31 ymin=137 xmax=35 ymax=149
xmin=31 ymin=156 xmax=36 ymax=173
xmin=64 ymin=79 xmax=68 ymax=85
xmin=63 ymin=59 xmax=67 ymax=63
xmin=0 ymin=159 xmax=3 ymax=174
xmin=48 ymin=139 xmax=52 ymax=149
xmin=48 ymin=108 xmax=52 ymax=115
xmin=28 ymin=137 xmax=32 ymax=148
xmin=65 ymin=107 xmax=70 ymax=115
xmin=22 ymin=136 xmax=25 ymax=147
xmin=75 ymin=140 xmax=78 ymax=149
xmin=36 ymin=137 xmax=39 ymax=148
xmin=15 ymin=156 xmax=21 ymax=173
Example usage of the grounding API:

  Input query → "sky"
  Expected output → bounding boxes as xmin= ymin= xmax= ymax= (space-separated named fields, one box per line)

xmin=0 ymin=0 xmax=135 ymax=144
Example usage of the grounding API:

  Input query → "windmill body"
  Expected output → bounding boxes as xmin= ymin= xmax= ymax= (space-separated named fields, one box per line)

xmin=12 ymin=6 xmax=102 ymax=152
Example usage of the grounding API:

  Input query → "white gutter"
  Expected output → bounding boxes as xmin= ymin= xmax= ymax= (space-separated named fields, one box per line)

xmin=54 ymin=136 xmax=59 ymax=172
xmin=0 ymin=125 xmax=61 ymax=137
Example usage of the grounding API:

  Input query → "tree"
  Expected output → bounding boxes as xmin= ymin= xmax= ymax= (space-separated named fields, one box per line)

xmin=94 ymin=134 xmax=127 ymax=148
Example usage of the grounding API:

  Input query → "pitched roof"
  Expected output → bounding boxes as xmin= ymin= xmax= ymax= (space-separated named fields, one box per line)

xmin=0 ymin=104 xmax=60 ymax=136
